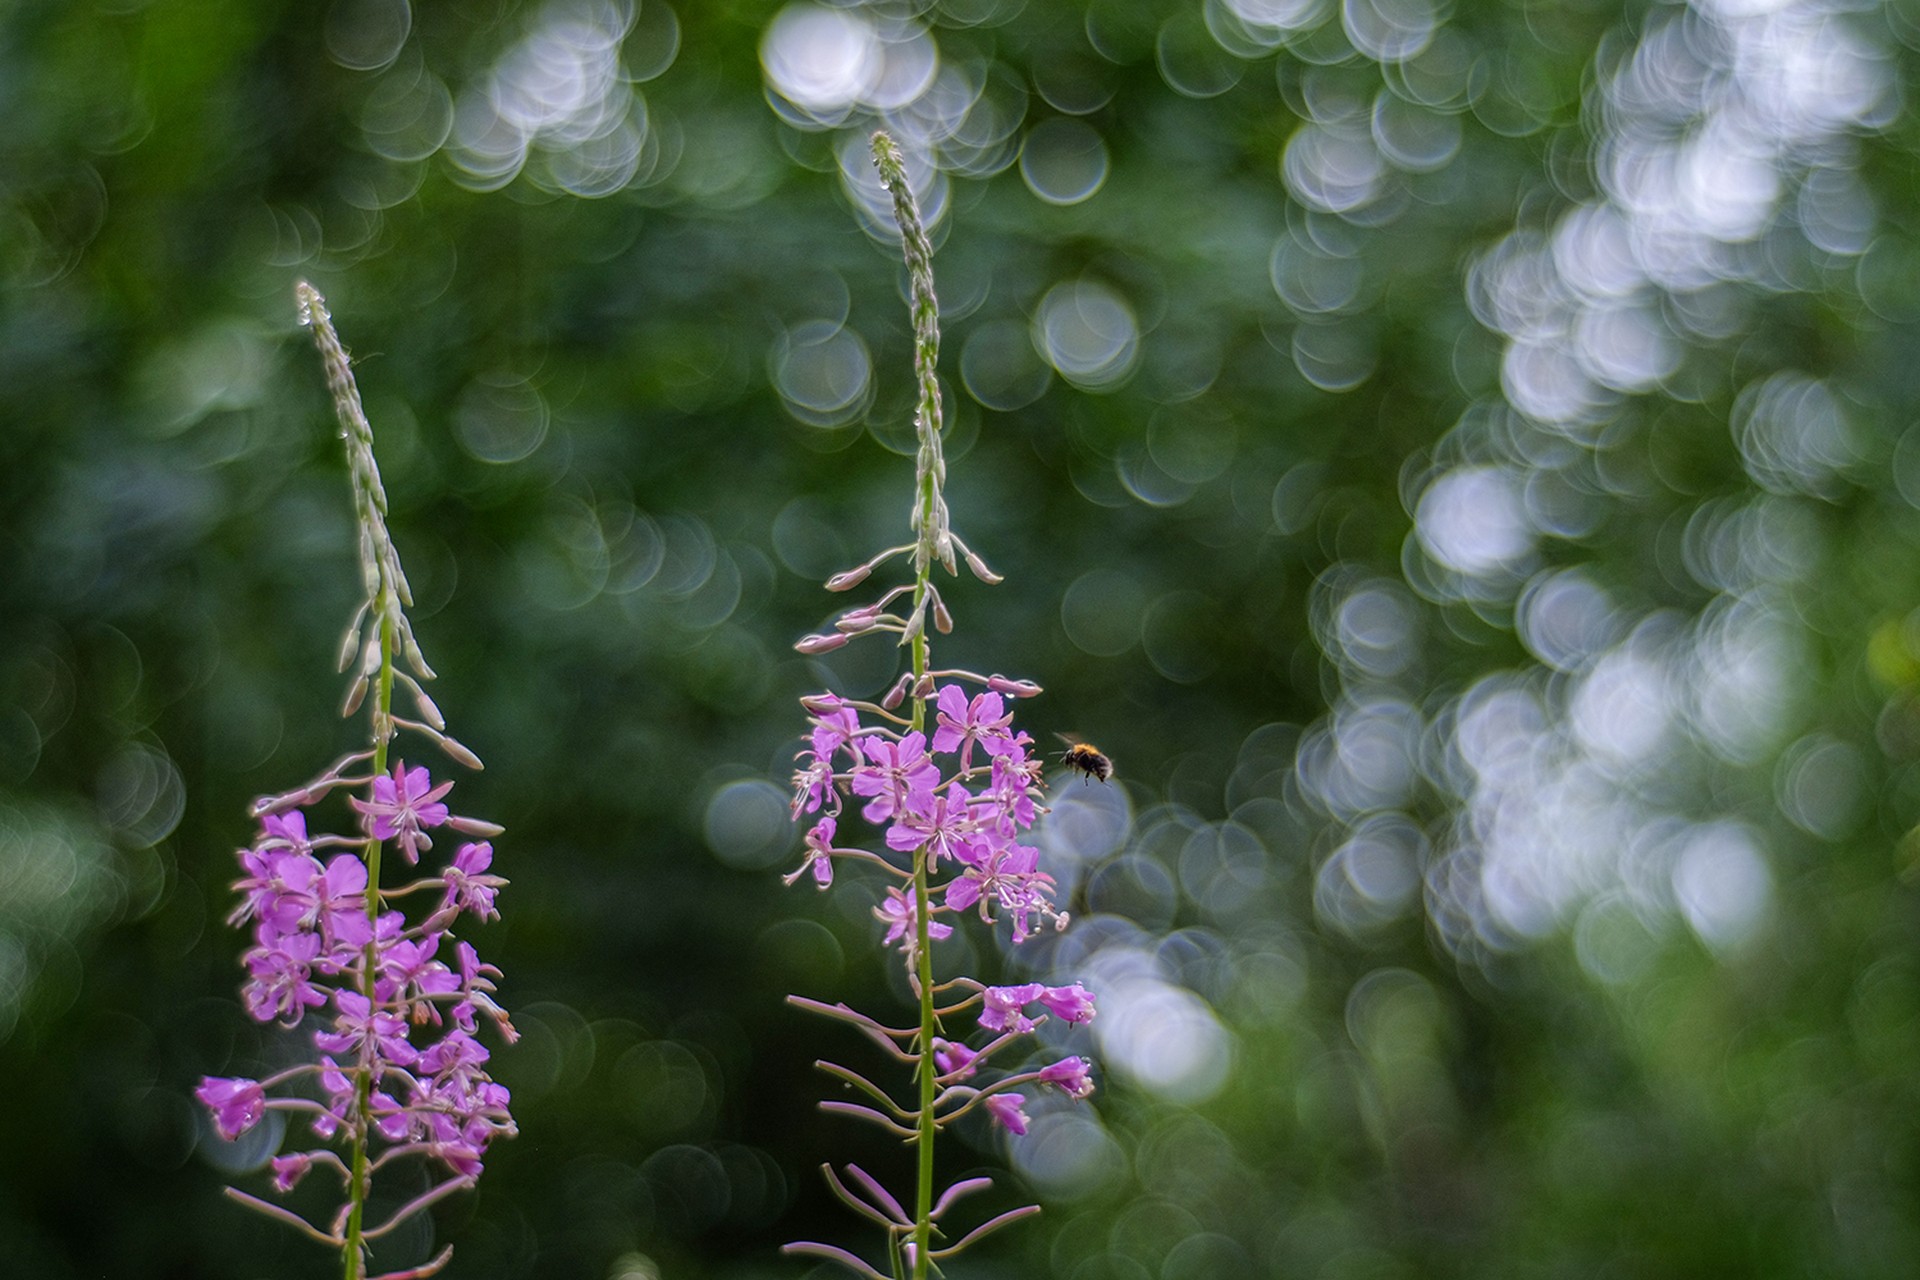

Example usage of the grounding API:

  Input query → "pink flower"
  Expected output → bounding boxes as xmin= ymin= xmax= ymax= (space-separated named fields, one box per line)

xmin=931 ymin=686 xmax=1014 ymax=772
xmin=1039 ymin=1055 xmax=1095 ymax=1100
xmin=849 ymin=732 xmax=939 ymax=826
xmin=270 ymin=1153 xmax=311 ymax=1192
xmin=885 ymin=783 xmax=980 ymax=867
xmin=1039 ymin=982 xmax=1096 ymax=1025
xmin=440 ymin=841 xmax=505 ymax=920
xmin=350 ymin=761 xmax=453 ymax=863
xmin=241 ymin=931 xmax=328 ymax=1025
xmin=945 ymin=840 xmax=1060 ymax=941
xmin=978 ymin=983 xmax=1045 ymax=1034
xmin=197 ymin=1077 xmax=266 ymax=1140
xmin=876 ymin=886 xmax=953 ymax=958
xmin=785 ymin=816 xmax=840 ymax=889
xmin=933 ymin=1039 xmax=978 ymax=1079
xmin=314 ymin=989 xmax=418 ymax=1069
xmin=977 ymin=981 xmax=1095 ymax=1033
xmin=983 ymin=1092 xmax=1030 ymax=1136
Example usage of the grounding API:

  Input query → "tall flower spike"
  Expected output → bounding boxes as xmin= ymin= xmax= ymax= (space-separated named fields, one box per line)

xmin=198 ymin=283 xmax=516 ymax=1280
xmin=781 ymin=134 xmax=1099 ymax=1280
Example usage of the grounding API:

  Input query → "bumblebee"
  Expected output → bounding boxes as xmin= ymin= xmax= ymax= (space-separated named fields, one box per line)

xmin=1057 ymin=736 xmax=1113 ymax=784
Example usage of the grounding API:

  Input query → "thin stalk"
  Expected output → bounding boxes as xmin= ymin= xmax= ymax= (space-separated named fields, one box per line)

xmin=341 ymin=614 xmax=395 ymax=1280
xmin=872 ymin=129 xmax=947 ymax=1280
xmin=909 ymin=623 xmax=935 ymax=1280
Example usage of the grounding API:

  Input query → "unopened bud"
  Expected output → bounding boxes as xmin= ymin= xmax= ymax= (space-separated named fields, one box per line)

xmin=964 ymin=549 xmax=1004 ymax=585
xmin=987 ymin=674 xmax=1043 ymax=698
xmin=824 ymin=564 xmax=872 ymax=592
xmin=436 ymin=735 xmax=486 ymax=771
xmin=913 ymin=674 xmax=937 ymax=699
xmin=449 ymin=815 xmax=506 ymax=837
xmin=412 ymin=688 xmax=446 ymax=731
xmin=799 ymin=693 xmax=846 ymax=715
xmin=836 ymin=605 xmax=881 ymax=633
xmin=933 ymin=599 xmax=954 ymax=634
xmin=880 ymin=672 xmax=914 ymax=710
xmin=795 ymin=632 xmax=852 ymax=655
xmin=337 ymin=619 xmax=363 ymax=672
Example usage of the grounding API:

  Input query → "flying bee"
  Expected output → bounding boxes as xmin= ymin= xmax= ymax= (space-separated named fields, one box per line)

xmin=1055 ymin=734 xmax=1113 ymax=784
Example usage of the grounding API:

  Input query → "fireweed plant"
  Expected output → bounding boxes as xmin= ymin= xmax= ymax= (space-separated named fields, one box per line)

xmin=195 ymin=282 xmax=516 ymax=1280
xmin=781 ymin=132 xmax=1099 ymax=1280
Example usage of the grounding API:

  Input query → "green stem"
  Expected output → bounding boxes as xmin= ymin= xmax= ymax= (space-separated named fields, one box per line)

xmin=341 ymin=614 xmax=395 ymax=1280
xmin=909 ymin=617 xmax=935 ymax=1280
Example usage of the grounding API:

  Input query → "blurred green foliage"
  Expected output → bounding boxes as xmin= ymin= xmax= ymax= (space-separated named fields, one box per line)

xmin=5 ymin=0 xmax=1920 ymax=1277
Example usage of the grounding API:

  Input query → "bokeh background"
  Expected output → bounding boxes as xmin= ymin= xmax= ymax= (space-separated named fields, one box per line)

xmin=5 ymin=0 xmax=1920 ymax=1275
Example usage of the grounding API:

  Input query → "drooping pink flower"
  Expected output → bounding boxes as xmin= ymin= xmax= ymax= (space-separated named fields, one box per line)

xmin=876 ymin=886 xmax=953 ymax=957
xmin=197 ymin=1076 xmax=266 ymax=1140
xmin=440 ymin=841 xmax=505 ymax=921
xmin=1039 ymin=1055 xmax=1095 ymax=1100
xmin=270 ymin=1153 xmax=312 ymax=1192
xmin=785 ymin=816 xmax=840 ymax=889
xmin=1039 ymin=982 xmax=1096 ymax=1025
xmin=983 ymin=1092 xmax=1030 ymax=1136
xmin=978 ymin=983 xmax=1046 ymax=1034
xmin=933 ymin=1038 xmax=978 ymax=1080
xmin=811 ymin=704 xmax=865 ymax=766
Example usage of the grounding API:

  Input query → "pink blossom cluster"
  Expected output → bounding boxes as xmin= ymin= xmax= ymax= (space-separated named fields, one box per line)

xmin=197 ymin=762 xmax=516 ymax=1244
xmin=788 ymin=683 xmax=1097 ymax=1134
xmin=792 ymin=686 xmax=1061 ymax=939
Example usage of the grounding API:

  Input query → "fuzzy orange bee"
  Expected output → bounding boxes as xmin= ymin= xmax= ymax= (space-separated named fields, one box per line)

xmin=1056 ymin=735 xmax=1113 ymax=784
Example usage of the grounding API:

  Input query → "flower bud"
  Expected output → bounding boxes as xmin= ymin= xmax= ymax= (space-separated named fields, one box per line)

xmin=411 ymin=687 xmax=446 ymax=731
xmin=933 ymin=598 xmax=954 ymax=634
xmin=824 ymin=564 xmax=872 ymax=592
xmin=986 ymin=674 xmax=1043 ymax=698
xmin=835 ymin=605 xmax=881 ymax=633
xmin=964 ymin=549 xmax=1004 ymax=585
xmin=796 ymin=632 xmax=852 ymax=655
xmin=436 ymin=734 xmax=486 ymax=771
xmin=342 ymin=675 xmax=369 ymax=717
xmin=880 ymin=672 xmax=914 ymax=710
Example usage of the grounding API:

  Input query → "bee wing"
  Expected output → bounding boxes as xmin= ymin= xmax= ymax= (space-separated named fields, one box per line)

xmin=1053 ymin=731 xmax=1084 ymax=747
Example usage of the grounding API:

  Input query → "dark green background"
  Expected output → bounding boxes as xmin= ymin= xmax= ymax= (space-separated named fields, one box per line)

xmin=4 ymin=0 xmax=1920 ymax=1276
